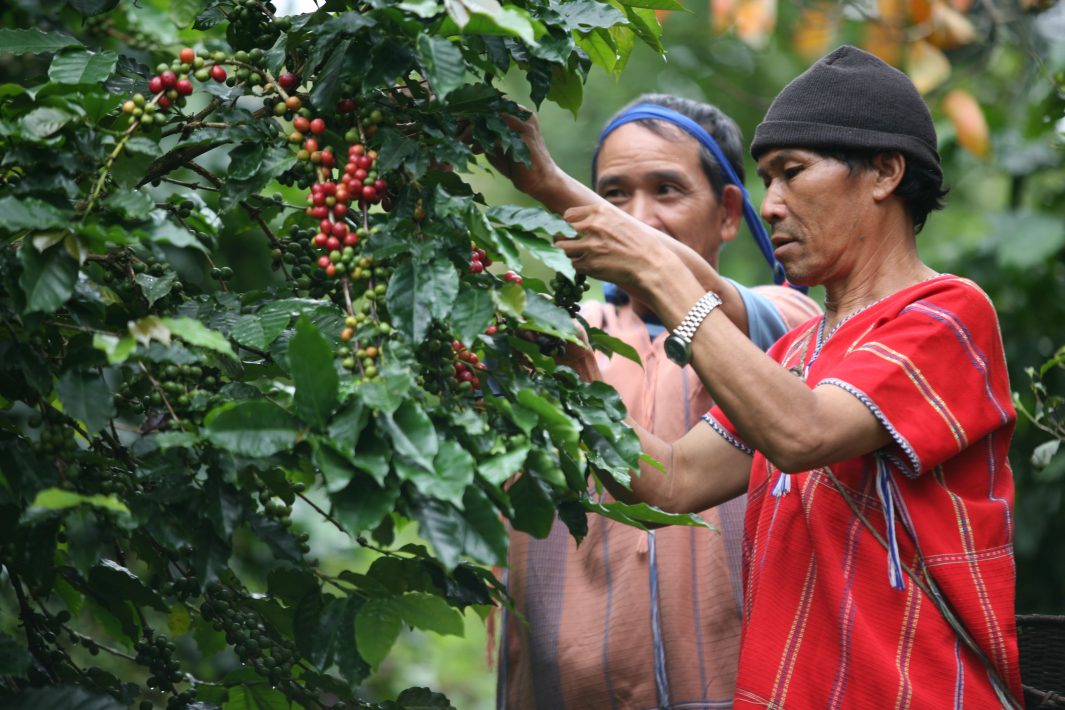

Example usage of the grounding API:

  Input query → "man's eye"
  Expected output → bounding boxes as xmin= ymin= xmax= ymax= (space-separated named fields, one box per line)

xmin=783 ymin=166 xmax=802 ymax=180
xmin=601 ymin=189 xmax=625 ymax=200
xmin=657 ymin=184 xmax=681 ymax=195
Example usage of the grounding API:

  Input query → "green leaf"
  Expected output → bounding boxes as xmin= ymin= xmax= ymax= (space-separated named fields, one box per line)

xmin=588 ymin=327 xmax=642 ymax=365
xmin=521 ymin=290 xmax=577 ymax=340
xmin=69 ymin=0 xmax=121 ymax=16
xmin=224 ymin=683 xmax=291 ymax=710
xmin=20 ymin=106 xmax=75 ymax=139
xmin=618 ymin=0 xmax=685 ymax=9
xmin=149 ymin=220 xmax=208 ymax=253
xmin=288 ymin=316 xmax=339 ymax=429
xmin=450 ymin=283 xmax=497 ymax=345
xmin=583 ymin=499 xmax=713 ymax=530
xmin=162 ymin=317 xmax=237 ymax=359
xmin=509 ymin=471 xmax=556 ymax=538
xmin=417 ymin=34 xmax=467 ymax=99
xmin=29 ymin=488 xmax=129 ymax=514
xmin=507 ymin=229 xmax=575 ymax=279
xmin=404 ymin=439 xmax=474 ymax=508
xmin=555 ymin=0 xmax=627 ymax=32
xmin=395 ymin=592 xmax=465 ymax=636
xmin=204 ymin=400 xmax=302 ymax=457
xmin=0 ymin=196 xmax=71 ymax=234
xmin=48 ymin=49 xmax=117 ymax=84
xmin=0 ymin=29 xmax=83 ymax=55
xmin=577 ymin=29 xmax=619 ymax=74
xmin=104 ymin=189 xmax=154 ymax=219
xmin=167 ymin=602 xmax=193 ymax=637
xmin=385 ymin=258 xmax=460 ymax=343
xmin=546 ymin=63 xmax=583 ymax=117
xmin=309 ymin=38 xmax=353 ymax=114
xmin=990 ymin=210 xmax=1065 ymax=270
xmin=622 ymin=5 xmax=664 ymax=53
xmin=134 ymin=272 xmax=177 ymax=307
xmin=89 ymin=559 xmax=167 ymax=611
xmin=379 ymin=400 xmax=438 ymax=472
xmin=487 ymin=205 xmax=576 ymax=237
xmin=18 ymin=242 xmax=78 ymax=314
xmin=477 ymin=444 xmax=529 ymax=486
xmin=169 ymin=0 xmax=201 ymax=27
xmin=333 ymin=471 xmax=400 ymax=534
xmin=516 ymin=388 xmax=580 ymax=457
xmin=355 ymin=597 xmax=402 ymax=666
xmin=0 ymin=632 xmax=29 ymax=676
xmin=10 ymin=687 xmax=125 ymax=710
xmin=57 ymin=369 xmax=115 ymax=435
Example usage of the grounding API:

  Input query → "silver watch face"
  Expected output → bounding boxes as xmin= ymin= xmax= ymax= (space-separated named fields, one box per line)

xmin=664 ymin=334 xmax=691 ymax=365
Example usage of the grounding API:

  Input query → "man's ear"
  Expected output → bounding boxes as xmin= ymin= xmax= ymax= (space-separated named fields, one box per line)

xmin=871 ymin=152 xmax=906 ymax=202
xmin=720 ymin=184 xmax=744 ymax=243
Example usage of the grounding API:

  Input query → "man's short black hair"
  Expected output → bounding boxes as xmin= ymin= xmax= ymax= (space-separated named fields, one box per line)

xmin=817 ymin=149 xmax=949 ymax=234
xmin=595 ymin=93 xmax=746 ymax=198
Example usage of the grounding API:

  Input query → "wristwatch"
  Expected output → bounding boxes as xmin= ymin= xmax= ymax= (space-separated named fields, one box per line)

xmin=664 ymin=290 xmax=723 ymax=366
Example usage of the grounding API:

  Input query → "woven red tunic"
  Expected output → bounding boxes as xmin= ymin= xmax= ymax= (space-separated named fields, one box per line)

xmin=705 ymin=275 xmax=1022 ymax=709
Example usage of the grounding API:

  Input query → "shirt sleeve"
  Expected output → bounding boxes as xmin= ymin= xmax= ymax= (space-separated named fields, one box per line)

xmin=818 ymin=284 xmax=1014 ymax=477
xmin=724 ymin=278 xmax=788 ymax=352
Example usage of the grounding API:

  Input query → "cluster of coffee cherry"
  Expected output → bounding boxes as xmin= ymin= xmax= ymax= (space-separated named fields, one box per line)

xmin=121 ymin=48 xmax=228 ymax=126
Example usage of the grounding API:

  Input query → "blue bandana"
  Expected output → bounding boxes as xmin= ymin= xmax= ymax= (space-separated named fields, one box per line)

xmin=594 ymin=103 xmax=799 ymax=290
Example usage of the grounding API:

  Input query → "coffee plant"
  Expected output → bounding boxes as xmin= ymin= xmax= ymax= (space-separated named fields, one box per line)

xmin=0 ymin=0 xmax=704 ymax=707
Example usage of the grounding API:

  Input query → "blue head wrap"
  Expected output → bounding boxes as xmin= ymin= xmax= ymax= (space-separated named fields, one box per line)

xmin=594 ymin=103 xmax=799 ymax=291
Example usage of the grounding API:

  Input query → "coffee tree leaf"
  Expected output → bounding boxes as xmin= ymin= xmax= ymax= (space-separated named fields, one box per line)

xmin=288 ymin=316 xmax=339 ymax=430
xmin=309 ymin=38 xmax=353 ymax=113
xmin=476 ymin=444 xmax=530 ymax=486
xmin=508 ymin=471 xmax=556 ymax=538
xmin=555 ymin=0 xmax=627 ymax=32
xmin=0 ymin=633 xmax=29 ymax=676
xmin=224 ymin=683 xmax=290 ymax=710
xmin=134 ymin=272 xmax=176 ymax=307
xmin=385 ymin=257 xmax=460 ymax=343
xmin=68 ymin=0 xmax=120 ymax=16
xmin=103 ymin=189 xmax=154 ymax=219
xmin=332 ymin=472 xmax=401 ymax=535
xmin=618 ymin=0 xmax=685 ymax=9
xmin=18 ymin=240 xmax=78 ymax=314
xmin=621 ymin=5 xmax=663 ymax=53
xmin=204 ymin=400 xmax=302 ymax=457
xmin=379 ymin=400 xmax=438 ymax=473
xmin=0 ymin=29 xmax=83 ymax=54
xmin=0 ymin=196 xmax=71 ymax=234
xmin=450 ymin=283 xmax=496 ymax=346
xmin=505 ymin=229 xmax=575 ymax=279
xmin=48 ymin=49 xmax=117 ymax=85
xmin=584 ymin=499 xmax=713 ymax=530
xmin=395 ymin=592 xmax=465 ymax=636
xmin=355 ymin=597 xmax=402 ymax=666
xmin=89 ymin=559 xmax=168 ymax=612
xmin=162 ymin=317 xmax=237 ymax=360
xmin=168 ymin=0 xmax=200 ymax=28
xmin=417 ymin=34 xmax=467 ymax=100
xmin=9 ymin=686 xmax=125 ymax=710
xmin=587 ymin=327 xmax=642 ymax=365
xmin=29 ymin=488 xmax=129 ymax=515
xmin=404 ymin=439 xmax=474 ymax=509
xmin=57 ymin=368 xmax=116 ymax=435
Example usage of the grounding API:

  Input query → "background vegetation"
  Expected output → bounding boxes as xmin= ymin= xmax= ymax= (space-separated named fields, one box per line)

xmin=1 ymin=0 xmax=1063 ymax=708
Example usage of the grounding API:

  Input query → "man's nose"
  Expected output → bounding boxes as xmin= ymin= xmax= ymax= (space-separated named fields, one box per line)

xmin=760 ymin=182 xmax=786 ymax=225
xmin=625 ymin=192 xmax=663 ymax=230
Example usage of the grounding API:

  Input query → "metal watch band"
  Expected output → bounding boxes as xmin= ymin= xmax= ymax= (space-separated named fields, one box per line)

xmin=672 ymin=290 xmax=723 ymax=343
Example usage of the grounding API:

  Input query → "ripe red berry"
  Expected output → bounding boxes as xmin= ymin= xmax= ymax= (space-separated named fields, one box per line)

xmin=503 ymin=271 xmax=522 ymax=284
xmin=485 ymin=324 xmax=498 ymax=336
xmin=309 ymin=118 xmax=326 ymax=134
xmin=157 ymin=95 xmax=172 ymax=109
xmin=374 ymin=178 xmax=388 ymax=191
xmin=343 ymin=233 xmax=358 ymax=247
xmin=278 ymin=73 xmax=298 ymax=92
xmin=311 ymin=205 xmax=328 ymax=219
xmin=314 ymin=233 xmax=328 ymax=247
xmin=176 ymin=79 xmax=193 ymax=96
xmin=331 ymin=222 xmax=347 ymax=238
xmin=160 ymin=70 xmax=177 ymax=90
xmin=326 ymin=237 xmax=341 ymax=252
xmin=293 ymin=116 xmax=310 ymax=133
xmin=148 ymin=76 xmax=164 ymax=94
xmin=318 ymin=255 xmax=331 ymax=269
xmin=357 ymin=155 xmax=372 ymax=170
xmin=337 ymin=98 xmax=355 ymax=113
xmin=349 ymin=144 xmax=365 ymax=156
xmin=179 ymin=48 xmax=195 ymax=64
xmin=320 ymin=150 xmax=334 ymax=168
xmin=469 ymin=261 xmax=484 ymax=274
xmin=210 ymin=65 xmax=227 ymax=82
xmin=333 ymin=203 xmax=348 ymax=218
xmin=325 ymin=263 xmax=337 ymax=278
xmin=303 ymin=138 xmax=318 ymax=153
xmin=319 ymin=219 xmax=332 ymax=233
xmin=361 ymin=185 xmax=377 ymax=201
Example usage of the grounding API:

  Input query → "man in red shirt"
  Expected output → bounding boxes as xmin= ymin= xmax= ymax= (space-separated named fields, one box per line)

xmin=552 ymin=46 xmax=1022 ymax=708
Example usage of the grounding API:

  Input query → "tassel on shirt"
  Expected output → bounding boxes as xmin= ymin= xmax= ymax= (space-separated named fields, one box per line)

xmin=875 ymin=455 xmax=906 ymax=590
xmin=770 ymin=472 xmax=792 ymax=497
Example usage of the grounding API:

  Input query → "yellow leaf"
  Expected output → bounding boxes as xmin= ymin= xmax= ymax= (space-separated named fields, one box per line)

xmin=905 ymin=39 xmax=951 ymax=94
xmin=928 ymin=1 xmax=976 ymax=50
xmin=735 ymin=0 xmax=777 ymax=49
xmin=862 ymin=23 xmax=903 ymax=66
xmin=128 ymin=315 xmax=171 ymax=347
xmin=711 ymin=0 xmax=737 ymax=33
xmin=793 ymin=4 xmax=837 ymax=60
xmin=942 ymin=88 xmax=990 ymax=157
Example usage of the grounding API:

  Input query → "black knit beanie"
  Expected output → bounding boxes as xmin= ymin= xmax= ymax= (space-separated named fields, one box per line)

xmin=751 ymin=45 xmax=942 ymax=186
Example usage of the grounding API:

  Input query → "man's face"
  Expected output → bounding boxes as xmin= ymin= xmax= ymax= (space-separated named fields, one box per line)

xmin=594 ymin=122 xmax=734 ymax=267
xmin=756 ymin=148 xmax=874 ymax=287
